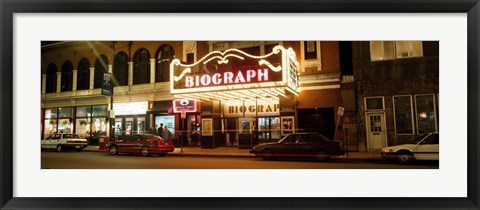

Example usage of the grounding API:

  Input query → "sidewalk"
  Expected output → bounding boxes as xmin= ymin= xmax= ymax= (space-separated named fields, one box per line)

xmin=85 ymin=145 xmax=383 ymax=161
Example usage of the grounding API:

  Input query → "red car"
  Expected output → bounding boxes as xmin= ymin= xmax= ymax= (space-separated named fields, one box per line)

xmin=106 ymin=134 xmax=174 ymax=157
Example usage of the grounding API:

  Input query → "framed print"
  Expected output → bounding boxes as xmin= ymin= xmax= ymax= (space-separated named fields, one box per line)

xmin=281 ymin=116 xmax=295 ymax=135
xmin=201 ymin=118 xmax=213 ymax=136
xmin=1 ymin=0 xmax=480 ymax=210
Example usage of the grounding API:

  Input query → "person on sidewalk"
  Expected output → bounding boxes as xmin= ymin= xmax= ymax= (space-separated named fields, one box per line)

xmin=162 ymin=125 xmax=172 ymax=139
xmin=157 ymin=123 xmax=163 ymax=136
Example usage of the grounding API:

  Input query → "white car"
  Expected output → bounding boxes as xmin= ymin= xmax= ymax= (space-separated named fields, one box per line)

xmin=41 ymin=133 xmax=88 ymax=152
xmin=380 ymin=133 xmax=439 ymax=164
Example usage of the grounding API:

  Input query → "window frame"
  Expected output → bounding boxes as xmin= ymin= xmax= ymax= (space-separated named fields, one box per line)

xmin=370 ymin=41 xmax=424 ymax=62
xmin=392 ymin=95 xmax=415 ymax=135
xmin=300 ymin=41 xmax=322 ymax=72
xmin=414 ymin=94 xmax=438 ymax=135
xmin=364 ymin=96 xmax=385 ymax=111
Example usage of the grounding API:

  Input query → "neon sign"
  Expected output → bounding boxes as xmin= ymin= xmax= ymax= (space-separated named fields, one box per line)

xmin=185 ymin=69 xmax=269 ymax=88
xmin=170 ymin=45 xmax=299 ymax=96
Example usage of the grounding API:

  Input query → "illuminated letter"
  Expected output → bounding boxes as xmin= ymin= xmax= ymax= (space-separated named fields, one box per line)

xmin=229 ymin=106 xmax=235 ymax=113
xmin=248 ymin=105 xmax=255 ymax=112
xmin=195 ymin=75 xmax=200 ymax=87
xmin=234 ymin=71 xmax=246 ymax=83
xmin=224 ymin=72 xmax=234 ymax=84
xmin=258 ymin=68 xmax=269 ymax=81
xmin=212 ymin=73 xmax=222 ymax=85
xmin=265 ymin=105 xmax=273 ymax=112
xmin=246 ymin=70 xmax=257 ymax=82
xmin=200 ymin=75 xmax=211 ymax=86
xmin=258 ymin=105 xmax=264 ymax=112
xmin=239 ymin=106 xmax=246 ymax=113
xmin=186 ymin=76 xmax=194 ymax=87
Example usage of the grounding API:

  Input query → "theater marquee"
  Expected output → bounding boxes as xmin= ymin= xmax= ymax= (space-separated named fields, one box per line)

xmin=170 ymin=45 xmax=299 ymax=102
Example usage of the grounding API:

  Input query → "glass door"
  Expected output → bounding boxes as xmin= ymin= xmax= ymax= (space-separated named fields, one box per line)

xmin=258 ymin=117 xmax=281 ymax=143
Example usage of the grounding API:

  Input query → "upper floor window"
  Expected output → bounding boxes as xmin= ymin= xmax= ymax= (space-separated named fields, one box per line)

xmin=300 ymin=41 xmax=322 ymax=72
xmin=61 ymin=61 xmax=73 ymax=92
xmin=113 ymin=52 xmax=129 ymax=86
xmin=46 ymin=63 xmax=57 ymax=93
xmin=94 ymin=55 xmax=109 ymax=89
xmin=133 ymin=48 xmax=151 ymax=85
xmin=156 ymin=45 xmax=174 ymax=82
xmin=77 ymin=58 xmax=90 ymax=90
xmin=370 ymin=41 xmax=423 ymax=61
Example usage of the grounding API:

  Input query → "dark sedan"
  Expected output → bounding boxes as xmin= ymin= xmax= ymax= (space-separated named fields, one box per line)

xmin=106 ymin=134 xmax=174 ymax=157
xmin=249 ymin=133 xmax=344 ymax=161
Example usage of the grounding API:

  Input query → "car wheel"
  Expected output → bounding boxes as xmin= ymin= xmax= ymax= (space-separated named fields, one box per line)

xmin=141 ymin=147 xmax=150 ymax=157
xmin=397 ymin=151 xmax=414 ymax=164
xmin=109 ymin=145 xmax=118 ymax=155
xmin=56 ymin=145 xmax=63 ymax=152
xmin=315 ymin=150 xmax=328 ymax=162
xmin=262 ymin=149 xmax=275 ymax=160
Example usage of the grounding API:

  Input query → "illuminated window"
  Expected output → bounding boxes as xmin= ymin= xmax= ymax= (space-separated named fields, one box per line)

xmin=61 ymin=60 xmax=73 ymax=92
xmin=364 ymin=97 xmax=384 ymax=110
xmin=415 ymin=94 xmax=437 ymax=134
xmin=77 ymin=58 xmax=90 ymax=90
xmin=113 ymin=52 xmax=128 ymax=86
xmin=45 ymin=63 xmax=57 ymax=93
xmin=133 ymin=48 xmax=151 ymax=85
xmin=370 ymin=41 xmax=423 ymax=61
xmin=393 ymin=95 xmax=414 ymax=134
xmin=94 ymin=55 xmax=109 ymax=89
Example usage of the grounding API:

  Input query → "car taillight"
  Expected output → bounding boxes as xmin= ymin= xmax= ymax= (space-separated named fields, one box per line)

xmin=67 ymin=140 xmax=75 ymax=143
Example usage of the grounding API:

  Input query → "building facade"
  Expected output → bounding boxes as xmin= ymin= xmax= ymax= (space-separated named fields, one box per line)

xmin=41 ymin=41 xmax=344 ymax=149
xmin=350 ymin=41 xmax=439 ymax=151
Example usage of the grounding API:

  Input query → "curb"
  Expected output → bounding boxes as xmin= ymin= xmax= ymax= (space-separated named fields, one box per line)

xmin=85 ymin=149 xmax=383 ymax=161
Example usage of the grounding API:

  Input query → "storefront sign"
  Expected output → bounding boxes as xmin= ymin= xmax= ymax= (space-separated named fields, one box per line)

xmin=170 ymin=45 xmax=299 ymax=96
xmin=223 ymin=102 xmax=280 ymax=117
xmin=113 ymin=101 xmax=148 ymax=116
xmin=172 ymin=99 xmax=197 ymax=113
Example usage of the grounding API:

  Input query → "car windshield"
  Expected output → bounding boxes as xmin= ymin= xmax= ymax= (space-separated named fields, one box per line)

xmin=413 ymin=134 xmax=430 ymax=144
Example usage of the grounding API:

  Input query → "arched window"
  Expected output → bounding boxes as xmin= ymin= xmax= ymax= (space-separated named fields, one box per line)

xmin=113 ymin=52 xmax=128 ymax=86
xmin=94 ymin=55 xmax=109 ymax=89
xmin=156 ymin=45 xmax=174 ymax=82
xmin=77 ymin=58 xmax=90 ymax=90
xmin=46 ymin=63 xmax=57 ymax=93
xmin=133 ymin=48 xmax=151 ymax=85
xmin=61 ymin=61 xmax=73 ymax=92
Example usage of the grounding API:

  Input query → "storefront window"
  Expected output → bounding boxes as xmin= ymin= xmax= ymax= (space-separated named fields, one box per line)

xmin=45 ymin=108 xmax=57 ymax=119
xmin=92 ymin=105 xmax=107 ymax=117
xmin=58 ymin=118 xmax=72 ymax=134
xmin=76 ymin=106 xmax=92 ymax=118
xmin=393 ymin=96 xmax=414 ymax=134
xmin=137 ymin=117 xmax=145 ymax=134
xmin=415 ymin=94 xmax=437 ymax=134
xmin=76 ymin=118 xmax=91 ymax=138
xmin=92 ymin=118 xmax=107 ymax=135
xmin=58 ymin=107 xmax=72 ymax=118
xmin=155 ymin=116 xmax=175 ymax=135
xmin=43 ymin=118 xmax=57 ymax=138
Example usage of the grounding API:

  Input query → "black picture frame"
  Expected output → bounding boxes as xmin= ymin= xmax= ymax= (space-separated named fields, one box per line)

xmin=1 ymin=0 xmax=479 ymax=209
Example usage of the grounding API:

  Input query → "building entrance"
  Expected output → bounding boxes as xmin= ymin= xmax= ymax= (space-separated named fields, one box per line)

xmin=258 ymin=117 xmax=281 ymax=143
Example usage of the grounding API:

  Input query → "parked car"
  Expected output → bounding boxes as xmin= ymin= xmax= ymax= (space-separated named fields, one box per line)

xmin=105 ymin=134 xmax=174 ymax=157
xmin=380 ymin=132 xmax=439 ymax=164
xmin=249 ymin=133 xmax=344 ymax=161
xmin=41 ymin=133 xmax=88 ymax=152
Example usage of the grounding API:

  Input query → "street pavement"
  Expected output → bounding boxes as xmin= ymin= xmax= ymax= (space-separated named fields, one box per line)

xmin=84 ymin=145 xmax=384 ymax=161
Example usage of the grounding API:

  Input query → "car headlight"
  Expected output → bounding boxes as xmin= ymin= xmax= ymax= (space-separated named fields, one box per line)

xmin=382 ymin=148 xmax=393 ymax=153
